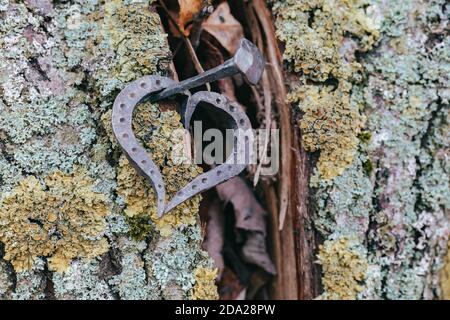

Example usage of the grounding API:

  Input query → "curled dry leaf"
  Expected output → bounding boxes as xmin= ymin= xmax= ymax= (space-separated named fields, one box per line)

xmin=218 ymin=267 xmax=246 ymax=300
xmin=202 ymin=199 xmax=225 ymax=279
xmin=216 ymin=177 xmax=266 ymax=233
xmin=202 ymin=2 xmax=244 ymax=54
xmin=216 ymin=177 xmax=276 ymax=275
xmin=242 ymin=232 xmax=276 ymax=275
xmin=178 ymin=0 xmax=204 ymax=36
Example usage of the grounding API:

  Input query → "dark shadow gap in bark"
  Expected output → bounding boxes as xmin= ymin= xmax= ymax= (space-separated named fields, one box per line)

xmin=155 ymin=0 xmax=320 ymax=299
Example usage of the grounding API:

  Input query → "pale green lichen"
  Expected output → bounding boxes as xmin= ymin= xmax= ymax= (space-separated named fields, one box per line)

xmin=274 ymin=0 xmax=449 ymax=300
xmin=103 ymin=103 xmax=203 ymax=237
xmin=362 ymin=0 xmax=449 ymax=300
xmin=312 ymin=153 xmax=373 ymax=239
xmin=0 ymin=155 xmax=22 ymax=194
xmin=0 ymin=259 xmax=12 ymax=298
xmin=108 ymin=238 xmax=153 ymax=300
xmin=145 ymin=227 xmax=214 ymax=299
xmin=11 ymin=258 xmax=46 ymax=300
xmin=0 ymin=3 xmax=98 ymax=179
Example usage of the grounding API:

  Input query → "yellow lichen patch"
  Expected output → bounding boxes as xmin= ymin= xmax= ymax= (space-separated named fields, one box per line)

xmin=190 ymin=267 xmax=219 ymax=300
xmin=274 ymin=0 xmax=379 ymax=80
xmin=440 ymin=240 xmax=450 ymax=300
xmin=101 ymin=0 xmax=171 ymax=82
xmin=274 ymin=0 xmax=379 ymax=180
xmin=317 ymin=238 xmax=368 ymax=300
xmin=108 ymin=101 xmax=202 ymax=237
xmin=288 ymin=84 xmax=365 ymax=179
xmin=0 ymin=169 xmax=109 ymax=273
xmin=117 ymin=155 xmax=155 ymax=218
xmin=100 ymin=112 xmax=118 ymax=149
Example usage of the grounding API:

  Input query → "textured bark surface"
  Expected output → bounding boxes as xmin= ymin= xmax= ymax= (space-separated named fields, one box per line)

xmin=0 ymin=0 xmax=449 ymax=300
xmin=0 ymin=0 xmax=216 ymax=300
xmin=272 ymin=0 xmax=449 ymax=299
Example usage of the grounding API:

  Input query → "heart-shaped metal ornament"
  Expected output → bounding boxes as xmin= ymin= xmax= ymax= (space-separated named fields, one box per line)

xmin=112 ymin=80 xmax=252 ymax=217
xmin=112 ymin=39 xmax=264 ymax=217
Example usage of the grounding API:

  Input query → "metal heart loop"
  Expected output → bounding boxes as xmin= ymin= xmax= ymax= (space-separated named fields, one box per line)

xmin=112 ymin=76 xmax=252 ymax=217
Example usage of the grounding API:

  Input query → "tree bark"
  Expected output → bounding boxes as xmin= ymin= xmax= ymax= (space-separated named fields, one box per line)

xmin=271 ymin=0 xmax=449 ymax=299
xmin=0 ymin=0 xmax=216 ymax=300
xmin=0 ymin=0 xmax=448 ymax=300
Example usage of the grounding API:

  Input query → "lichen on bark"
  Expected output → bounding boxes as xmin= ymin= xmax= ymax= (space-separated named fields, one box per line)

xmin=273 ymin=0 xmax=449 ymax=299
xmin=0 ymin=168 xmax=109 ymax=273
xmin=0 ymin=0 xmax=215 ymax=300
xmin=441 ymin=241 xmax=450 ymax=299
xmin=317 ymin=238 xmax=368 ymax=300
xmin=274 ymin=0 xmax=379 ymax=180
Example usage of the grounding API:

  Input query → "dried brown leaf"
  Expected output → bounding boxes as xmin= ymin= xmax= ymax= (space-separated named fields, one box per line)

xmin=235 ymin=288 xmax=247 ymax=300
xmin=218 ymin=267 xmax=246 ymax=300
xmin=202 ymin=199 xmax=225 ymax=279
xmin=202 ymin=2 xmax=244 ymax=54
xmin=216 ymin=177 xmax=266 ymax=234
xmin=242 ymin=232 xmax=276 ymax=275
xmin=178 ymin=0 xmax=203 ymax=36
xmin=216 ymin=177 xmax=276 ymax=275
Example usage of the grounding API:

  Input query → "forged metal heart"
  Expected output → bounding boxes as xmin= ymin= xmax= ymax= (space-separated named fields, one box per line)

xmin=112 ymin=76 xmax=253 ymax=217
